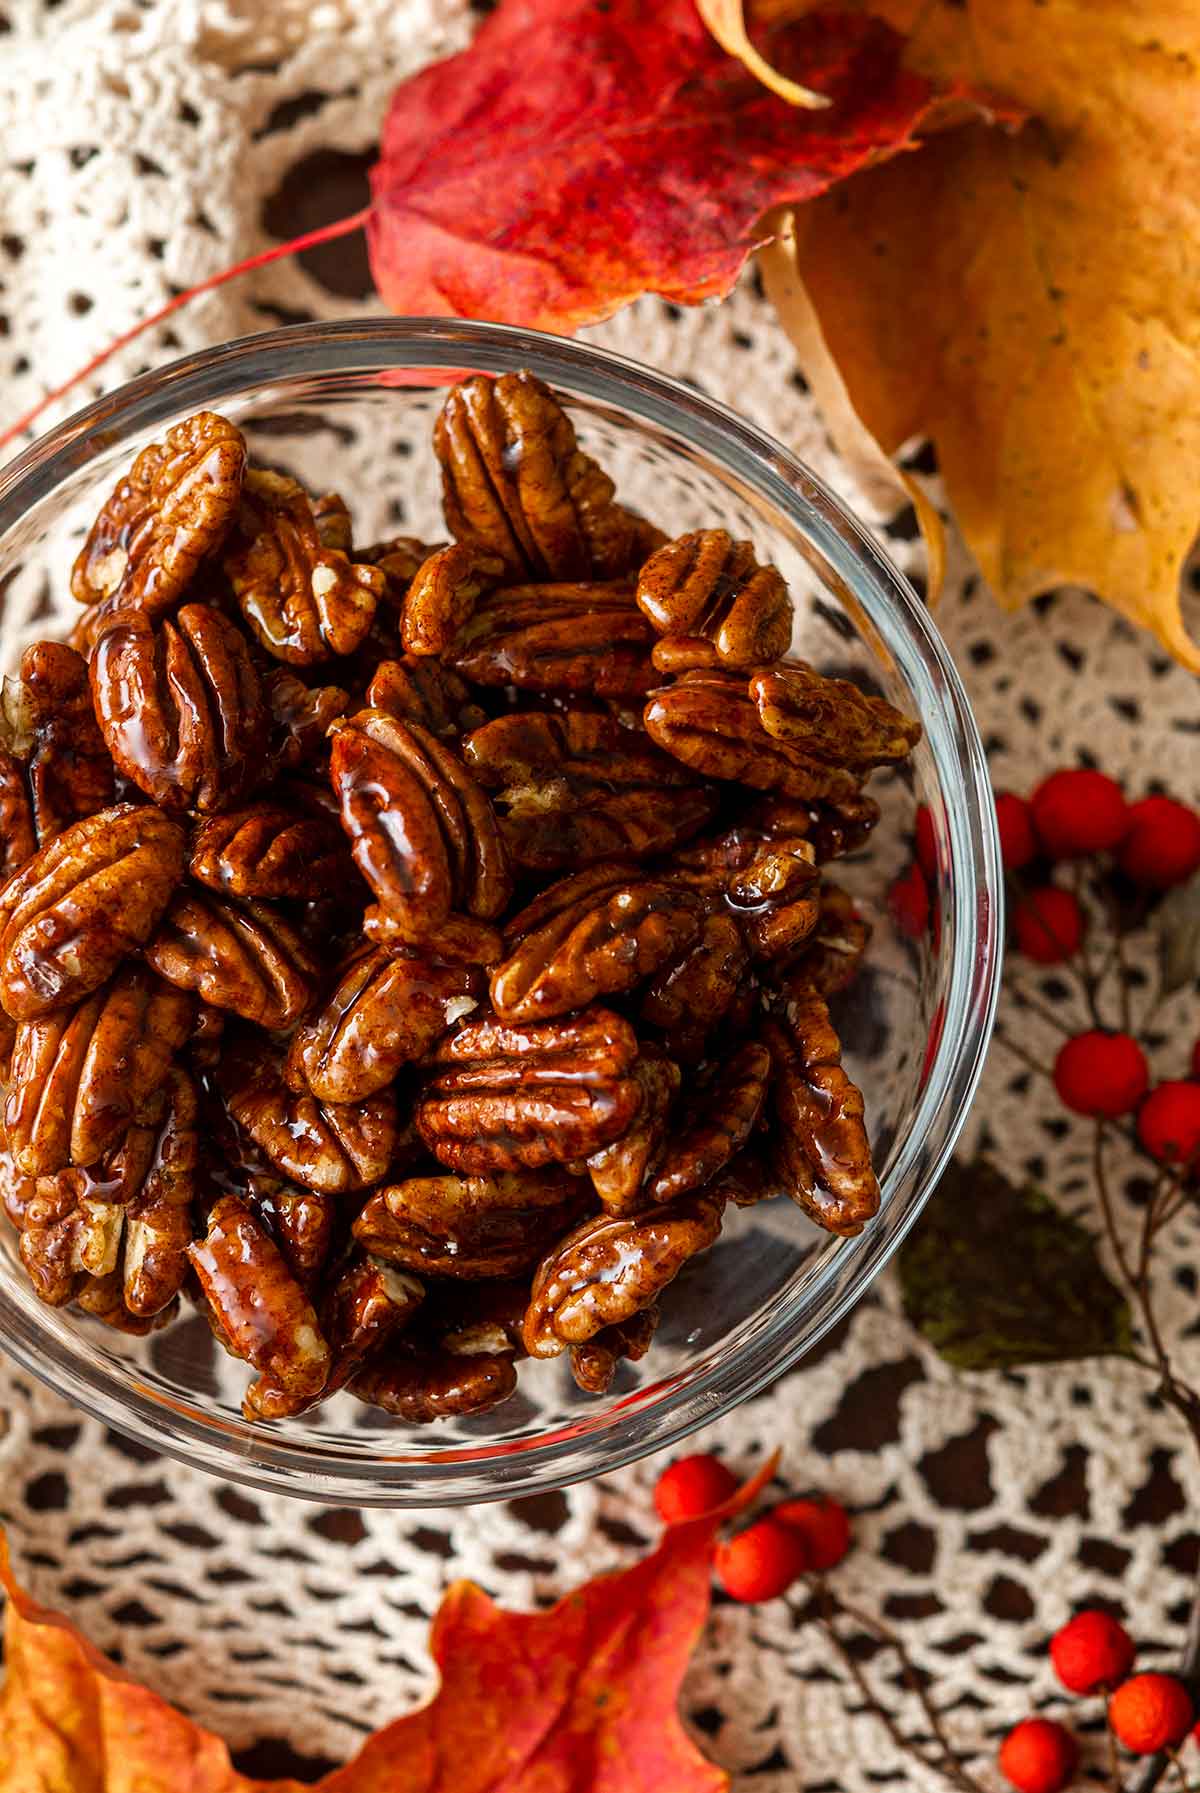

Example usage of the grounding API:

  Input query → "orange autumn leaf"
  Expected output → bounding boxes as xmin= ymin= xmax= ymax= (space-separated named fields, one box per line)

xmin=770 ymin=0 xmax=1200 ymax=668
xmin=0 ymin=1456 xmax=777 ymax=1793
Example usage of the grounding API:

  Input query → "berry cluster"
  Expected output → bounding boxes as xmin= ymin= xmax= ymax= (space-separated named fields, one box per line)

xmin=652 ymin=1451 xmax=851 ymax=1599
xmin=1000 ymin=1610 xmax=1198 ymax=1792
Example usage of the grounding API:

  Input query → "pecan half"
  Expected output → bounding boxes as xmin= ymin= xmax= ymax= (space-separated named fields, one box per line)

xmin=434 ymin=372 xmax=637 ymax=580
xmin=644 ymin=670 xmax=863 ymax=804
xmin=0 ymin=805 xmax=185 ymax=1021
xmin=225 ymin=469 xmax=384 ymax=664
xmin=146 ymin=887 xmax=317 ymax=1029
xmin=585 ymin=1048 xmax=680 ymax=1214
xmin=17 ymin=1129 xmax=156 ymax=1307
xmin=491 ymin=865 xmax=705 ymax=1022
xmin=189 ymin=1192 xmax=332 ymax=1420
xmin=522 ymin=1187 xmax=725 ymax=1357
xmin=726 ymin=837 xmax=821 ymax=962
xmin=461 ymin=710 xmax=717 ymax=870
xmin=264 ymin=669 xmax=350 ymax=772
xmin=313 ymin=491 xmax=353 ymax=552
xmin=434 ymin=1277 xmax=529 ymax=1358
xmin=570 ymin=1304 xmax=658 ymax=1394
xmin=190 ymin=803 xmax=348 ymax=901
xmin=640 ymin=911 xmax=749 ymax=1063
xmin=76 ymin=1269 xmax=177 ymax=1335
xmin=90 ymin=604 xmax=267 ymax=813
xmin=350 ymin=1341 xmax=517 ymax=1422
xmin=123 ymin=1067 xmax=200 ymax=1316
xmin=357 ymin=535 xmax=443 ymax=609
xmin=738 ymin=790 xmax=881 ymax=863
xmin=450 ymin=581 xmax=655 ymax=699
xmin=4 ymin=642 xmax=115 ymax=845
xmin=330 ymin=708 xmax=511 ymax=952
xmin=789 ymin=882 xmax=870 ymax=997
xmin=366 ymin=655 xmax=486 ymax=739
xmin=751 ymin=662 xmax=921 ymax=772
xmin=5 ymin=964 xmax=193 ymax=1173
xmin=251 ymin=1183 xmax=338 ymax=1291
xmin=71 ymin=411 xmax=246 ymax=613
xmin=354 ymin=1170 xmax=584 ymax=1278
xmin=637 ymin=530 xmax=792 ymax=670
xmin=401 ymin=542 xmax=505 ymax=657
xmin=762 ymin=987 xmax=879 ymax=1235
xmin=0 ymin=756 xmax=35 ymax=879
xmin=286 ymin=947 xmax=479 ymax=1105
xmin=415 ymin=1007 xmax=642 ymax=1173
xmin=645 ymin=1040 xmax=770 ymax=1205
xmin=218 ymin=1040 xmax=397 ymax=1194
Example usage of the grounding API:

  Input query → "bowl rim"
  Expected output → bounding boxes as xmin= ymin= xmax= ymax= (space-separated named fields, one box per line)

xmin=0 ymin=317 xmax=1003 ymax=1504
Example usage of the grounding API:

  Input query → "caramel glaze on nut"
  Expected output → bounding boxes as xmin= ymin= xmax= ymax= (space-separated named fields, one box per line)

xmin=0 ymin=377 xmax=917 ymax=1422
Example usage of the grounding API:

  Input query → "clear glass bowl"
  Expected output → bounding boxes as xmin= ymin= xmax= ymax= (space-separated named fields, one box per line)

xmin=0 ymin=319 xmax=1001 ymax=1505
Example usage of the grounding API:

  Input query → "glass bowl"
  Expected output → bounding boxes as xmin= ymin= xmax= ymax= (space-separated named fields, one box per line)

xmin=0 ymin=319 xmax=1001 ymax=1505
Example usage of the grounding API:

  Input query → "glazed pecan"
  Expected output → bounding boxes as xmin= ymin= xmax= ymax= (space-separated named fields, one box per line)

xmin=790 ymin=882 xmax=870 ymax=996
xmin=491 ymin=864 xmax=705 ymax=1022
xmin=644 ymin=670 xmax=863 ymax=804
xmin=3 ymin=642 xmax=114 ymax=845
xmin=330 ymin=708 xmax=511 ymax=954
xmin=522 ymin=1187 xmax=725 ymax=1357
xmin=0 ymin=1136 xmax=37 ymax=1230
xmin=218 ymin=1040 xmax=397 ymax=1194
xmin=450 ymin=581 xmax=656 ymax=699
xmin=357 ymin=535 xmax=442 ymax=608
xmin=401 ymin=542 xmax=505 ymax=657
xmin=146 ymin=887 xmax=317 ymax=1029
xmin=366 ymin=655 xmax=485 ymax=739
xmin=5 ymin=964 xmax=193 ymax=1173
xmin=585 ymin=1048 xmax=679 ymax=1214
xmin=190 ymin=803 xmax=348 ymax=901
xmin=252 ymin=1183 xmax=338 ymax=1290
xmin=263 ymin=669 xmax=350 ymax=772
xmin=76 ymin=1269 xmax=177 ymax=1335
xmin=640 ymin=912 xmax=749 ymax=1063
xmin=461 ymin=710 xmax=718 ymax=870
xmin=71 ymin=411 xmax=246 ymax=614
xmin=0 ymin=756 xmax=35 ymax=879
xmin=321 ymin=1255 xmax=425 ymax=1389
xmin=435 ymin=1276 xmax=528 ymax=1358
xmin=415 ymin=1007 xmax=642 ymax=1173
xmin=570 ymin=1304 xmax=658 ymax=1394
xmin=645 ymin=1040 xmax=770 ymax=1205
xmin=313 ymin=491 xmax=353 ymax=552
xmin=354 ymin=1170 xmax=585 ymax=1278
xmin=17 ymin=1128 xmax=156 ymax=1307
xmin=90 ymin=603 xmax=267 ymax=813
xmin=434 ymin=371 xmax=638 ymax=580
xmin=0 ymin=804 xmax=185 ymax=1021
xmin=739 ymin=790 xmax=881 ymax=863
xmin=637 ymin=530 xmax=792 ymax=670
xmin=350 ymin=1341 xmax=518 ymax=1422
xmin=122 ymin=1068 xmax=199 ymax=1316
xmin=189 ymin=1192 xmax=332 ymax=1420
xmin=224 ymin=468 xmax=384 ymax=664
xmin=286 ymin=947 xmax=479 ymax=1105
xmin=762 ymin=986 xmax=879 ymax=1235
xmin=750 ymin=662 xmax=921 ymax=772
xmin=726 ymin=837 xmax=821 ymax=962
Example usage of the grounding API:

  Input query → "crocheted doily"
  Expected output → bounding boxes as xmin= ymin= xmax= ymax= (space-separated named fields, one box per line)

xmin=2 ymin=4 xmax=1199 ymax=1787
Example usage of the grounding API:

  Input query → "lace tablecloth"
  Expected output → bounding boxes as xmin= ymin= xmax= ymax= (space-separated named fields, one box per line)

xmin=2 ymin=4 xmax=1199 ymax=1786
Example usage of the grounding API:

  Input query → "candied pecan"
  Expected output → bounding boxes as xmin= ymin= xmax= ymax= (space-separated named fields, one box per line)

xmin=357 ymin=535 xmax=442 ymax=608
xmin=415 ymin=1007 xmax=642 ymax=1173
xmin=401 ymin=543 xmax=505 ymax=657
xmin=17 ymin=1133 xmax=155 ymax=1306
xmin=750 ymin=662 xmax=921 ymax=771
xmin=363 ymin=904 xmax=502 ymax=969
xmin=190 ymin=803 xmax=348 ymax=901
xmin=286 ymin=947 xmax=479 ymax=1105
xmin=741 ymin=790 xmax=881 ymax=863
xmin=711 ymin=1148 xmax=781 ymax=1209
xmin=354 ymin=1170 xmax=585 ymax=1278
xmin=570 ymin=1304 xmax=658 ymax=1394
xmin=434 ymin=371 xmax=637 ymax=580
xmin=435 ymin=1277 xmax=529 ymax=1358
xmin=644 ymin=669 xmax=863 ymax=804
xmin=313 ymin=491 xmax=353 ymax=551
xmin=4 ymin=642 xmax=115 ymax=845
xmin=263 ymin=668 xmax=350 ymax=771
xmin=189 ymin=1192 xmax=331 ymax=1420
xmin=637 ymin=530 xmax=792 ymax=671
xmin=252 ymin=1183 xmax=338 ymax=1290
xmin=0 ymin=755 xmax=35 ymax=879
xmin=450 ymin=581 xmax=656 ymax=699
xmin=461 ymin=710 xmax=717 ymax=870
xmin=5 ymin=964 xmax=193 ymax=1173
xmin=585 ymin=1048 xmax=679 ymax=1214
xmin=522 ymin=1187 xmax=725 ymax=1357
xmin=366 ymin=655 xmax=485 ymax=739
xmin=71 ymin=411 xmax=246 ymax=614
xmin=122 ymin=1068 xmax=199 ymax=1316
xmin=789 ymin=882 xmax=870 ymax=996
xmin=90 ymin=603 xmax=267 ymax=814
xmin=645 ymin=1041 xmax=770 ymax=1205
xmin=322 ymin=1255 xmax=425 ymax=1391
xmin=0 ymin=804 xmax=185 ymax=1021
xmin=225 ymin=468 xmax=384 ymax=664
xmin=640 ymin=912 xmax=749 ymax=1063
xmin=350 ymin=1341 xmax=518 ymax=1422
xmin=0 ymin=1137 xmax=37 ymax=1229
xmin=218 ymin=1040 xmax=397 ymax=1194
xmin=491 ymin=864 xmax=705 ymax=1022
xmin=727 ymin=837 xmax=821 ymax=962
xmin=146 ymin=887 xmax=317 ymax=1028
xmin=76 ymin=1269 xmax=177 ymax=1335
xmin=762 ymin=988 xmax=879 ymax=1235
xmin=330 ymin=708 xmax=511 ymax=952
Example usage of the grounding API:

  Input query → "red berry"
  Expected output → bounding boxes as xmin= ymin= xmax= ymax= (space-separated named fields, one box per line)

xmin=1053 ymin=1033 xmax=1149 ymax=1119
xmin=998 ymin=1718 xmax=1078 ymax=1793
xmin=1012 ymin=887 xmax=1085 ymax=963
xmin=653 ymin=1453 xmax=738 ymax=1525
xmin=1050 ymin=1610 xmax=1135 ymax=1694
xmin=772 ymin=1496 xmax=851 ymax=1571
xmin=1109 ymin=1674 xmax=1194 ymax=1754
xmin=1118 ymin=796 xmax=1200 ymax=889
xmin=1031 ymin=769 xmax=1128 ymax=858
xmin=914 ymin=804 xmax=938 ymax=881
xmin=996 ymin=791 xmax=1037 ymax=871
xmin=714 ymin=1518 xmax=810 ymax=1602
xmin=889 ymin=862 xmax=930 ymax=938
xmin=1137 ymin=1081 xmax=1200 ymax=1165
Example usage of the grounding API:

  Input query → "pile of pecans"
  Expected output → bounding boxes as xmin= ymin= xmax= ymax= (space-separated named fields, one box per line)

xmin=0 ymin=372 xmax=919 ymax=1425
